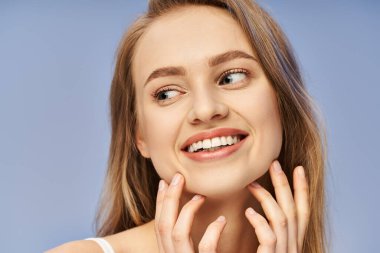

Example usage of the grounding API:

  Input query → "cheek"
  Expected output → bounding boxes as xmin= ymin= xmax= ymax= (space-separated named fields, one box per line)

xmin=234 ymin=84 xmax=282 ymax=176
xmin=141 ymin=106 xmax=184 ymax=178
xmin=234 ymin=83 xmax=282 ymax=140
xmin=249 ymin=86 xmax=282 ymax=153
xmin=143 ymin=109 xmax=175 ymax=149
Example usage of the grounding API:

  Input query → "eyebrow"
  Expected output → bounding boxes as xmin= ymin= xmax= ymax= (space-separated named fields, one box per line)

xmin=209 ymin=50 xmax=257 ymax=67
xmin=144 ymin=66 xmax=186 ymax=87
xmin=143 ymin=50 xmax=257 ymax=86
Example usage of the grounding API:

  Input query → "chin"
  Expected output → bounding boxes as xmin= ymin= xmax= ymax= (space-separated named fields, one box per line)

xmin=183 ymin=170 xmax=258 ymax=201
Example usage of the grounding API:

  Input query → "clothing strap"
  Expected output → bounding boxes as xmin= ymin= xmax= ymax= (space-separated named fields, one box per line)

xmin=85 ymin=237 xmax=115 ymax=253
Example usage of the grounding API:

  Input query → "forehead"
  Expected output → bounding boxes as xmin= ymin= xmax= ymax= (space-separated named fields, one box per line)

xmin=132 ymin=5 xmax=255 ymax=85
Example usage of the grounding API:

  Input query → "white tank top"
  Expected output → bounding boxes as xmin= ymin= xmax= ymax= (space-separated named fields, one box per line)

xmin=85 ymin=238 xmax=115 ymax=253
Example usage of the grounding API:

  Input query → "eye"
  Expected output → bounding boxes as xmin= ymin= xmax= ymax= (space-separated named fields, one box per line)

xmin=152 ymin=87 xmax=182 ymax=102
xmin=218 ymin=69 xmax=249 ymax=86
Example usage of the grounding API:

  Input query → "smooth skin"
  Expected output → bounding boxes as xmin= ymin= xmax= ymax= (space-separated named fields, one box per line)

xmin=155 ymin=160 xmax=309 ymax=253
xmin=46 ymin=5 xmax=310 ymax=253
xmin=47 ymin=162 xmax=309 ymax=253
xmin=135 ymin=6 xmax=310 ymax=252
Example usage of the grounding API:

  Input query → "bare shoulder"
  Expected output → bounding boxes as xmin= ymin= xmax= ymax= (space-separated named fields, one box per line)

xmin=45 ymin=240 xmax=102 ymax=253
xmin=46 ymin=220 xmax=157 ymax=253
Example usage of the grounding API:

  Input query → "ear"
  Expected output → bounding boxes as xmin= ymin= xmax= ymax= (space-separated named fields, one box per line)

xmin=135 ymin=129 xmax=150 ymax=158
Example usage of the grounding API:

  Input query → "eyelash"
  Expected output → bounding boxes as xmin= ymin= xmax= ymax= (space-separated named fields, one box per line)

xmin=151 ymin=87 xmax=178 ymax=102
xmin=151 ymin=68 xmax=250 ymax=102
xmin=217 ymin=68 xmax=250 ymax=85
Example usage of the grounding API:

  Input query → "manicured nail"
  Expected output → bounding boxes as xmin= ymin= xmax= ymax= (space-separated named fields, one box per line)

xmin=171 ymin=173 xmax=181 ymax=186
xmin=297 ymin=166 xmax=305 ymax=177
xmin=250 ymin=182 xmax=260 ymax=188
xmin=216 ymin=215 xmax=226 ymax=222
xmin=273 ymin=160 xmax=282 ymax=173
xmin=158 ymin=180 xmax=165 ymax=191
xmin=192 ymin=195 xmax=202 ymax=201
xmin=247 ymin=207 xmax=256 ymax=215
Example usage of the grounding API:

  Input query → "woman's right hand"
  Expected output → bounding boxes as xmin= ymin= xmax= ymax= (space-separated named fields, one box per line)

xmin=154 ymin=173 xmax=227 ymax=253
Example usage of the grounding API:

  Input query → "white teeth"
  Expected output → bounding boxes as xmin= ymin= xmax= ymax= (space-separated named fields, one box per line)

xmin=202 ymin=139 xmax=212 ymax=149
xmin=211 ymin=137 xmax=221 ymax=147
xmin=187 ymin=135 xmax=243 ymax=152
xmin=196 ymin=141 xmax=202 ymax=150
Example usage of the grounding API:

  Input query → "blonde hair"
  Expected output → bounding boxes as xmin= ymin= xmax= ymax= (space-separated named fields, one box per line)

xmin=95 ymin=1 xmax=327 ymax=252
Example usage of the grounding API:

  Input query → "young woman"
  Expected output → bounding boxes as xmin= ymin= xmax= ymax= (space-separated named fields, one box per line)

xmin=48 ymin=0 xmax=326 ymax=252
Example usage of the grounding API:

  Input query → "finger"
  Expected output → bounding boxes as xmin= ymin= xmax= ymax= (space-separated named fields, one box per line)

xmin=293 ymin=166 xmax=310 ymax=251
xmin=248 ymin=182 xmax=287 ymax=253
xmin=157 ymin=173 xmax=184 ymax=253
xmin=155 ymin=179 xmax=168 ymax=253
xmin=198 ymin=216 xmax=227 ymax=253
xmin=245 ymin=207 xmax=276 ymax=253
xmin=155 ymin=179 xmax=168 ymax=221
xmin=269 ymin=161 xmax=298 ymax=253
xmin=172 ymin=194 xmax=206 ymax=253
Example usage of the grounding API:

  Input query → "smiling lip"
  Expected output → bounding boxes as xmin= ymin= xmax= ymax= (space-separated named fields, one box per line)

xmin=180 ymin=128 xmax=249 ymax=162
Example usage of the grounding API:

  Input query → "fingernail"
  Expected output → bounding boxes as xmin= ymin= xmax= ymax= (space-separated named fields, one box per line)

xmin=171 ymin=173 xmax=181 ymax=186
xmin=216 ymin=215 xmax=226 ymax=222
xmin=297 ymin=166 xmax=305 ymax=177
xmin=273 ymin=160 xmax=282 ymax=173
xmin=247 ymin=207 xmax=256 ymax=215
xmin=158 ymin=180 xmax=165 ymax=191
xmin=250 ymin=182 xmax=260 ymax=188
xmin=192 ymin=195 xmax=202 ymax=201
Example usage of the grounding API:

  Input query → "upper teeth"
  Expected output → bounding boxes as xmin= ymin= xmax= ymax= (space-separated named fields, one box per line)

xmin=187 ymin=135 xmax=241 ymax=153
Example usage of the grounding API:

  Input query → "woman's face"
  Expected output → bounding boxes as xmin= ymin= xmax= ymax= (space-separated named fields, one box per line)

xmin=133 ymin=6 xmax=282 ymax=198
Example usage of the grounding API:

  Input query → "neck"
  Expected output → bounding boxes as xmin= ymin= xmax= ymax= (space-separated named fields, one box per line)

xmin=180 ymin=189 xmax=261 ymax=253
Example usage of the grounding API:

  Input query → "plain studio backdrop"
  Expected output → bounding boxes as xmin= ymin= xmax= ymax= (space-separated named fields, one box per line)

xmin=0 ymin=1 xmax=379 ymax=252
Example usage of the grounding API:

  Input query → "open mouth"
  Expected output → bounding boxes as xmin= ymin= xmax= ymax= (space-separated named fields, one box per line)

xmin=183 ymin=134 xmax=248 ymax=153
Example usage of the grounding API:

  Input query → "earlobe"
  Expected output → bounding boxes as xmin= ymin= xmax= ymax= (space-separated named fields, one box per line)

xmin=135 ymin=131 xmax=150 ymax=158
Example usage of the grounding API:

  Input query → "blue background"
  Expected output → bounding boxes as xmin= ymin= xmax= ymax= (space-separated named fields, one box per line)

xmin=1 ymin=1 xmax=379 ymax=252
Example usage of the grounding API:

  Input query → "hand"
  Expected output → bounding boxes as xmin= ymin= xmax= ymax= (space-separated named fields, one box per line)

xmin=154 ymin=173 xmax=227 ymax=253
xmin=245 ymin=160 xmax=310 ymax=253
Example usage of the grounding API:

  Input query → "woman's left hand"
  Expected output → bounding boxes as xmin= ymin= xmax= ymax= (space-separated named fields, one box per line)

xmin=245 ymin=160 xmax=310 ymax=253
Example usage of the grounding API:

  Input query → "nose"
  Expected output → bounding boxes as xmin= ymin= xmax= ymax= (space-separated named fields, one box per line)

xmin=187 ymin=91 xmax=229 ymax=124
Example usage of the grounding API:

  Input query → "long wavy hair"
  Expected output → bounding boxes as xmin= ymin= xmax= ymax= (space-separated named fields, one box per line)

xmin=95 ymin=0 xmax=327 ymax=252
